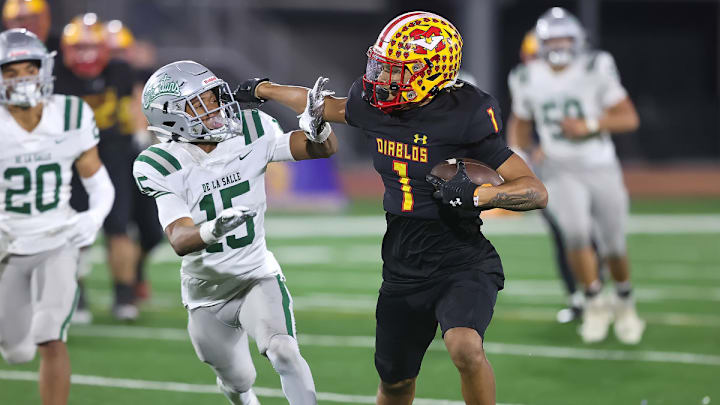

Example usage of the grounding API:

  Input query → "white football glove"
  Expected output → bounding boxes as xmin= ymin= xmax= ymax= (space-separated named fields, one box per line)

xmin=65 ymin=212 xmax=103 ymax=248
xmin=298 ymin=76 xmax=334 ymax=143
xmin=199 ymin=206 xmax=257 ymax=244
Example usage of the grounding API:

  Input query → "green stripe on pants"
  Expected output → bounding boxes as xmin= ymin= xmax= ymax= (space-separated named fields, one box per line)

xmin=276 ymin=274 xmax=294 ymax=337
xmin=59 ymin=287 xmax=80 ymax=340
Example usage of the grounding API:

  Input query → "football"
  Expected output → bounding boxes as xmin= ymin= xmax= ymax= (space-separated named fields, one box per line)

xmin=430 ymin=158 xmax=504 ymax=187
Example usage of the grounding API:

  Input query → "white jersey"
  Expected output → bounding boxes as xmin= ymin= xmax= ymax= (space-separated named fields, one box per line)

xmin=132 ymin=109 xmax=294 ymax=308
xmin=0 ymin=95 xmax=98 ymax=255
xmin=508 ymin=51 xmax=628 ymax=168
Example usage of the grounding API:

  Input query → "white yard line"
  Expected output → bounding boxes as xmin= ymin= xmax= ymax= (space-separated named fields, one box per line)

xmin=66 ymin=325 xmax=720 ymax=367
xmin=0 ymin=370 xmax=506 ymax=405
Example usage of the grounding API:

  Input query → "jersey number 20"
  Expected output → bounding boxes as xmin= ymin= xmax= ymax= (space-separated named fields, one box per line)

xmin=4 ymin=164 xmax=62 ymax=214
xmin=199 ymin=180 xmax=255 ymax=253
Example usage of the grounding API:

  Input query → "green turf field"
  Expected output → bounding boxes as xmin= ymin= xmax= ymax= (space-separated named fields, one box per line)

xmin=1 ymin=201 xmax=718 ymax=405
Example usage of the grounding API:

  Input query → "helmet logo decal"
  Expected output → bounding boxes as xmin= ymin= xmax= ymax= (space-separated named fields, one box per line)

xmin=202 ymin=76 xmax=217 ymax=85
xmin=143 ymin=73 xmax=180 ymax=108
xmin=408 ymin=26 xmax=445 ymax=54
xmin=8 ymin=49 xmax=30 ymax=57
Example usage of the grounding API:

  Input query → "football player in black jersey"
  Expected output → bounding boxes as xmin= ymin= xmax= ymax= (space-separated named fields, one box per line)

xmin=239 ymin=11 xmax=547 ymax=405
xmin=56 ymin=14 xmax=163 ymax=321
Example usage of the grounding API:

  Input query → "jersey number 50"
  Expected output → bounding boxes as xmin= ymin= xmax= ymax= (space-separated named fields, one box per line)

xmin=199 ymin=181 xmax=255 ymax=253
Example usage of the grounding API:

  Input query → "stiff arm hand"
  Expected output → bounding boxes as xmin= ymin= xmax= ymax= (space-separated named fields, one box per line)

xmin=298 ymin=77 xmax=335 ymax=143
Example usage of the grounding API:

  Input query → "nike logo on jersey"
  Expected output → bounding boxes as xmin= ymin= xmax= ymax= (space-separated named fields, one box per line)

xmin=238 ymin=149 xmax=253 ymax=160
xmin=55 ymin=137 xmax=67 ymax=144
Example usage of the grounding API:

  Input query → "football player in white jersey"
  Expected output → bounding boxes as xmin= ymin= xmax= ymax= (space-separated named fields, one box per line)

xmin=0 ymin=29 xmax=114 ymax=405
xmin=507 ymin=8 xmax=645 ymax=344
xmin=133 ymin=61 xmax=336 ymax=405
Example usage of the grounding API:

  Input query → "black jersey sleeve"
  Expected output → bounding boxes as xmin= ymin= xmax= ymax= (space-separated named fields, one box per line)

xmin=462 ymin=91 xmax=504 ymax=144
xmin=465 ymin=134 xmax=513 ymax=170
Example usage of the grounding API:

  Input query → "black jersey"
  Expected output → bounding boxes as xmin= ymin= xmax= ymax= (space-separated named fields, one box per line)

xmin=345 ymin=77 xmax=512 ymax=220
xmin=345 ymin=77 xmax=512 ymax=293
xmin=53 ymin=60 xmax=135 ymax=140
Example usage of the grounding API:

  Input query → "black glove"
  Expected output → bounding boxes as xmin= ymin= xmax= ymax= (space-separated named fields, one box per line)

xmin=233 ymin=78 xmax=270 ymax=105
xmin=426 ymin=160 xmax=479 ymax=209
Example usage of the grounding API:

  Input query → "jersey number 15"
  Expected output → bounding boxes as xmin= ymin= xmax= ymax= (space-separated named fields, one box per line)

xmin=199 ymin=181 xmax=255 ymax=253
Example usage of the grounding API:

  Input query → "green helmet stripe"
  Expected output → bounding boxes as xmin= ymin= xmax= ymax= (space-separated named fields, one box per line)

xmin=148 ymin=146 xmax=182 ymax=170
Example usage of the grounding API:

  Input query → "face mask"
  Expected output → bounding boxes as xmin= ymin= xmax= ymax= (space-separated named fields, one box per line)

xmin=8 ymin=81 xmax=40 ymax=107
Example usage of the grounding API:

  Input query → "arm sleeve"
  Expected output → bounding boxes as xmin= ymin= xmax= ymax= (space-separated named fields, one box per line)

xmin=132 ymin=162 xmax=191 ymax=230
xmin=155 ymin=193 xmax=193 ymax=231
xmin=77 ymin=99 xmax=100 ymax=153
xmin=596 ymin=52 xmax=628 ymax=108
xmin=261 ymin=113 xmax=296 ymax=163
xmin=464 ymin=94 xmax=504 ymax=144
xmin=466 ymin=133 xmax=513 ymax=170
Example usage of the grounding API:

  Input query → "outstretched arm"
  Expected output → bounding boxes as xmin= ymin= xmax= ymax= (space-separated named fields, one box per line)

xmin=253 ymin=81 xmax=348 ymax=124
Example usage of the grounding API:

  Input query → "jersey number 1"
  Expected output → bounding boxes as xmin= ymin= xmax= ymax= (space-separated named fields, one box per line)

xmin=199 ymin=181 xmax=255 ymax=253
xmin=392 ymin=161 xmax=413 ymax=212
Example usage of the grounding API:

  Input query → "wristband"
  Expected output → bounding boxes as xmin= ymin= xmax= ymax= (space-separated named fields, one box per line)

xmin=307 ymin=122 xmax=331 ymax=143
xmin=199 ymin=220 xmax=219 ymax=244
xmin=585 ymin=118 xmax=600 ymax=133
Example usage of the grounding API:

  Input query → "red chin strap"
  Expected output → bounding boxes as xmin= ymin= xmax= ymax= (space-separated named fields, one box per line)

xmin=361 ymin=49 xmax=429 ymax=113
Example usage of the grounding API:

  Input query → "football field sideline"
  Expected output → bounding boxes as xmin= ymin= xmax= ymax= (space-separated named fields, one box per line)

xmin=64 ymin=324 xmax=720 ymax=367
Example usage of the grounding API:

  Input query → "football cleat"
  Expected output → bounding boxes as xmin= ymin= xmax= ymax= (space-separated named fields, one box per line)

xmin=613 ymin=296 xmax=646 ymax=345
xmin=579 ymin=294 xmax=612 ymax=343
xmin=71 ymin=308 xmax=93 ymax=325
xmin=112 ymin=303 xmax=139 ymax=322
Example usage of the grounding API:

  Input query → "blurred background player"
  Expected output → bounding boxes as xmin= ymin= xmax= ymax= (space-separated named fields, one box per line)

xmin=57 ymin=13 xmax=163 ymax=321
xmin=0 ymin=28 xmax=114 ymax=405
xmin=509 ymin=30 xmax=605 ymax=324
xmin=102 ymin=17 xmax=161 ymax=304
xmin=134 ymin=61 xmax=337 ymax=405
xmin=506 ymin=7 xmax=644 ymax=344
xmin=1 ymin=0 xmax=52 ymax=48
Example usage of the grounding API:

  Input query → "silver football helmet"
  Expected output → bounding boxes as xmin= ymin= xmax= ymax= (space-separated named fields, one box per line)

xmin=142 ymin=60 xmax=242 ymax=143
xmin=535 ymin=7 xmax=586 ymax=66
xmin=0 ymin=28 xmax=55 ymax=107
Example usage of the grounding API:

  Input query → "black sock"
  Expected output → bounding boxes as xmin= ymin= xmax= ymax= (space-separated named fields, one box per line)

xmin=584 ymin=280 xmax=603 ymax=299
xmin=616 ymin=281 xmax=633 ymax=299
xmin=114 ymin=282 xmax=136 ymax=305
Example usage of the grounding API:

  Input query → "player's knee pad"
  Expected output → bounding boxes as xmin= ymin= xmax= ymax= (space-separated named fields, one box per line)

xmin=0 ymin=344 xmax=36 ymax=364
xmin=266 ymin=334 xmax=302 ymax=373
xmin=215 ymin=364 xmax=257 ymax=393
